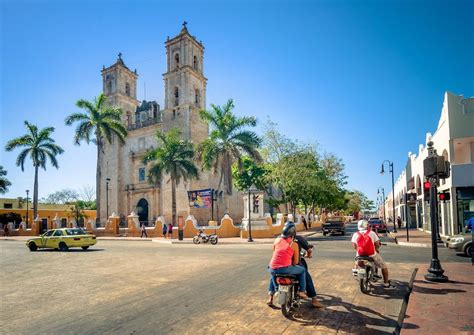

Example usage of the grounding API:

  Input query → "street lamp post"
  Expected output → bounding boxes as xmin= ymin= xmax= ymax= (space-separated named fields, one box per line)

xmin=25 ymin=189 xmax=29 ymax=229
xmin=247 ymin=184 xmax=258 ymax=243
xmin=424 ymin=141 xmax=448 ymax=282
xmin=377 ymin=187 xmax=386 ymax=222
xmin=106 ymin=178 xmax=111 ymax=222
xmin=380 ymin=160 xmax=397 ymax=232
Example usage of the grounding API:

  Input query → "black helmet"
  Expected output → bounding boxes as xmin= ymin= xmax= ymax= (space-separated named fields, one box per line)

xmin=281 ymin=221 xmax=296 ymax=238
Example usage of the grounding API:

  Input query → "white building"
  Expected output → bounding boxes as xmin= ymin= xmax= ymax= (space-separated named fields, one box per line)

xmin=385 ymin=92 xmax=474 ymax=236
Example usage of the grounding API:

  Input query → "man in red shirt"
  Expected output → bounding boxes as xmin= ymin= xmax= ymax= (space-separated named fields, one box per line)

xmin=352 ymin=220 xmax=394 ymax=288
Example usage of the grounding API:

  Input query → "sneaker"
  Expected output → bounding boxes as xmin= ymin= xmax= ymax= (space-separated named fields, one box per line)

xmin=383 ymin=281 xmax=395 ymax=289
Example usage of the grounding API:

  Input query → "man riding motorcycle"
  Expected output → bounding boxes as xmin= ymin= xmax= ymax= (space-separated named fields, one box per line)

xmin=352 ymin=219 xmax=394 ymax=288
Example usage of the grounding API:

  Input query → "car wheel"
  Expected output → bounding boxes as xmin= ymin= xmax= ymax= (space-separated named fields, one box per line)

xmin=81 ymin=246 xmax=89 ymax=250
xmin=341 ymin=231 xmax=346 ymax=236
xmin=323 ymin=232 xmax=327 ymax=236
xmin=59 ymin=242 xmax=69 ymax=252
xmin=28 ymin=242 xmax=37 ymax=252
xmin=465 ymin=243 xmax=472 ymax=257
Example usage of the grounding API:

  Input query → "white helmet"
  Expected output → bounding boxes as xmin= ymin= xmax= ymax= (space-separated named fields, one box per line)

xmin=358 ymin=219 xmax=368 ymax=231
xmin=287 ymin=214 xmax=294 ymax=222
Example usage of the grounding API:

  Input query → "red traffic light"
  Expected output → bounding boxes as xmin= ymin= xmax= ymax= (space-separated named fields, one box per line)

xmin=438 ymin=192 xmax=451 ymax=201
xmin=424 ymin=181 xmax=431 ymax=189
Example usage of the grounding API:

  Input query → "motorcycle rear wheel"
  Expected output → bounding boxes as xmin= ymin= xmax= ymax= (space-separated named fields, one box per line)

xmin=193 ymin=236 xmax=200 ymax=244
xmin=359 ymin=267 xmax=371 ymax=294
xmin=210 ymin=236 xmax=218 ymax=245
xmin=280 ymin=293 xmax=292 ymax=318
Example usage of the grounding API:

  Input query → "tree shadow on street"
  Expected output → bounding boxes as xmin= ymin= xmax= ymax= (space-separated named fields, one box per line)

xmin=286 ymin=293 xmax=410 ymax=334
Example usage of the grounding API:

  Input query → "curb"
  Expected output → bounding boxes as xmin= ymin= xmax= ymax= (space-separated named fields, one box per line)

xmin=152 ymin=239 xmax=274 ymax=245
xmin=396 ymin=267 xmax=418 ymax=335
xmin=396 ymin=241 xmax=445 ymax=248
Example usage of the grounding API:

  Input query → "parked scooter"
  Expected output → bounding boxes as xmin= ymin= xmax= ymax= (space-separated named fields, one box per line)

xmin=193 ymin=230 xmax=218 ymax=245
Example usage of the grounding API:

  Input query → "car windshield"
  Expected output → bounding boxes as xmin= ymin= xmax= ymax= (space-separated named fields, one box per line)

xmin=370 ymin=220 xmax=382 ymax=224
xmin=328 ymin=218 xmax=343 ymax=222
xmin=65 ymin=228 xmax=86 ymax=236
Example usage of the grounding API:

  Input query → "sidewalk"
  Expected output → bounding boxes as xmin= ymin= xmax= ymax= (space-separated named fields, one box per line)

xmin=390 ymin=228 xmax=445 ymax=248
xmin=402 ymin=263 xmax=474 ymax=334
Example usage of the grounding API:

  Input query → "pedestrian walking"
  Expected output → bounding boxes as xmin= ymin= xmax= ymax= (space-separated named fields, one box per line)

xmin=302 ymin=216 xmax=308 ymax=230
xmin=167 ymin=223 xmax=173 ymax=238
xmin=308 ymin=215 xmax=312 ymax=229
xmin=396 ymin=216 xmax=402 ymax=230
xmin=3 ymin=224 xmax=9 ymax=237
xmin=162 ymin=222 xmax=168 ymax=238
xmin=141 ymin=223 xmax=148 ymax=238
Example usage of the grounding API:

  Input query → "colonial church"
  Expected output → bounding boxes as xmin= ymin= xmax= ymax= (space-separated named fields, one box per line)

xmin=99 ymin=24 xmax=241 ymax=225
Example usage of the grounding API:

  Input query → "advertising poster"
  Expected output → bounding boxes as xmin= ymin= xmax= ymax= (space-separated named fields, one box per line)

xmin=188 ymin=189 xmax=213 ymax=209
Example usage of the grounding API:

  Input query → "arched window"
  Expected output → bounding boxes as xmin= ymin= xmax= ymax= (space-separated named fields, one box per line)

xmin=174 ymin=87 xmax=179 ymax=106
xmin=175 ymin=53 xmax=180 ymax=69
xmin=195 ymin=89 xmax=200 ymax=106
xmin=193 ymin=56 xmax=198 ymax=71
xmin=125 ymin=82 xmax=130 ymax=96
xmin=107 ymin=80 xmax=112 ymax=94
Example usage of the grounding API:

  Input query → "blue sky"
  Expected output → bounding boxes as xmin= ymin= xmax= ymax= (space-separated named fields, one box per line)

xmin=1 ymin=0 xmax=473 ymax=204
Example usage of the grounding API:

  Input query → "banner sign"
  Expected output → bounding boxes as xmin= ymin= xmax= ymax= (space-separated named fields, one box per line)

xmin=188 ymin=189 xmax=213 ymax=209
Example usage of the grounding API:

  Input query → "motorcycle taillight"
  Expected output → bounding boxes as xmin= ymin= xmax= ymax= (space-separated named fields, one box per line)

xmin=276 ymin=278 xmax=292 ymax=285
xmin=357 ymin=260 xmax=367 ymax=267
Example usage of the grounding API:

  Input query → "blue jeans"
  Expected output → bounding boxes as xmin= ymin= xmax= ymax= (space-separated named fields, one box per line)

xmin=268 ymin=265 xmax=306 ymax=294
xmin=268 ymin=267 xmax=316 ymax=298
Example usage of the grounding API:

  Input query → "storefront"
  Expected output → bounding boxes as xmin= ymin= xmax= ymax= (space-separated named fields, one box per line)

xmin=456 ymin=187 xmax=474 ymax=234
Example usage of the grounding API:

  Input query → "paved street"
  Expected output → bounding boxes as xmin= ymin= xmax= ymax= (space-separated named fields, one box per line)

xmin=0 ymin=223 xmax=469 ymax=335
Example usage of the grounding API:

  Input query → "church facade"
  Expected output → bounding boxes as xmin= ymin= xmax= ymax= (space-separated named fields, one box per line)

xmin=98 ymin=25 xmax=242 ymax=225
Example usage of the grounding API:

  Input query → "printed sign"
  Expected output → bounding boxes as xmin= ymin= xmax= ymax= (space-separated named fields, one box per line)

xmin=188 ymin=189 xmax=213 ymax=209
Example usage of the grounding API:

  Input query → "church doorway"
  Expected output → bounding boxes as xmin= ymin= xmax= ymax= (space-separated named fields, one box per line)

xmin=136 ymin=198 xmax=149 ymax=225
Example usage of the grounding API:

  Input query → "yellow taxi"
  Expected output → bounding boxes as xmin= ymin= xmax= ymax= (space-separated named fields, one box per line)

xmin=26 ymin=228 xmax=97 ymax=251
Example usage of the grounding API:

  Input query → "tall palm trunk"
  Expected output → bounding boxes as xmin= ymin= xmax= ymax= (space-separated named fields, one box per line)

xmin=33 ymin=165 xmax=39 ymax=219
xmin=96 ymin=138 xmax=102 ymax=223
xmin=171 ymin=177 xmax=177 ymax=226
xmin=223 ymin=152 xmax=233 ymax=195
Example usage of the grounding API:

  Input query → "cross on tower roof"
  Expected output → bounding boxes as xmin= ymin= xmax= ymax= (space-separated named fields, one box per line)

xmin=182 ymin=21 xmax=187 ymax=28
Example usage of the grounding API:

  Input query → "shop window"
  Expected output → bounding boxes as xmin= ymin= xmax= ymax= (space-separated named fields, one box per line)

xmin=3 ymin=203 xmax=12 ymax=209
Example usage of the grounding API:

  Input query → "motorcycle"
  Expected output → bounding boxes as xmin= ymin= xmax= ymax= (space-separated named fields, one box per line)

xmin=355 ymin=255 xmax=381 ymax=293
xmin=274 ymin=250 xmax=307 ymax=317
xmin=193 ymin=231 xmax=218 ymax=245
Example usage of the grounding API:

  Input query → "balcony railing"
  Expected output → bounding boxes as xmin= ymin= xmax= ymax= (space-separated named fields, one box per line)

xmin=128 ymin=117 xmax=161 ymax=131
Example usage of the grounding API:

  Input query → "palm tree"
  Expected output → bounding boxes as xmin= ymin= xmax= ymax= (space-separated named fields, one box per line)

xmin=0 ymin=166 xmax=12 ymax=194
xmin=5 ymin=121 xmax=64 ymax=218
xmin=65 ymin=93 xmax=127 ymax=223
xmin=197 ymin=99 xmax=262 ymax=196
xmin=143 ymin=128 xmax=198 ymax=226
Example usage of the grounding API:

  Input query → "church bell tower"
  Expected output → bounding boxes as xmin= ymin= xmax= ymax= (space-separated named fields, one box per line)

xmin=162 ymin=22 xmax=208 ymax=143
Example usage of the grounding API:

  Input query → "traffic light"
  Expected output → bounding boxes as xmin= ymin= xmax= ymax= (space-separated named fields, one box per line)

xmin=423 ymin=181 xmax=431 ymax=201
xmin=438 ymin=192 xmax=451 ymax=201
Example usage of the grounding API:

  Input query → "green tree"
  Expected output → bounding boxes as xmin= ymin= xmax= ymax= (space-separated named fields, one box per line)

xmin=345 ymin=190 xmax=374 ymax=215
xmin=197 ymin=99 xmax=262 ymax=197
xmin=69 ymin=200 xmax=89 ymax=227
xmin=5 ymin=121 xmax=64 ymax=219
xmin=0 ymin=166 xmax=11 ymax=194
xmin=65 ymin=93 xmax=127 ymax=223
xmin=231 ymin=156 xmax=268 ymax=192
xmin=41 ymin=188 xmax=79 ymax=204
xmin=144 ymin=129 xmax=198 ymax=226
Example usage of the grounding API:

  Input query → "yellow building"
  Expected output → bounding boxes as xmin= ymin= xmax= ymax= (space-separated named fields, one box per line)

xmin=0 ymin=198 xmax=96 ymax=233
